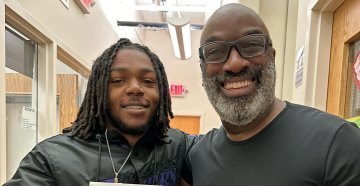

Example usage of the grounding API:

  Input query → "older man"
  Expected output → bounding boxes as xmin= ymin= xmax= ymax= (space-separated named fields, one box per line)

xmin=182 ymin=3 xmax=360 ymax=186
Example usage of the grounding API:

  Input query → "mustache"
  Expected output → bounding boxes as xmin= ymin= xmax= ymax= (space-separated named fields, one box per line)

xmin=212 ymin=67 xmax=263 ymax=82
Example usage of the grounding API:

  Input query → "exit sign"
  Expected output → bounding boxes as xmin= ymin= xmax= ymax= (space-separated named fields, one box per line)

xmin=170 ymin=84 xmax=187 ymax=97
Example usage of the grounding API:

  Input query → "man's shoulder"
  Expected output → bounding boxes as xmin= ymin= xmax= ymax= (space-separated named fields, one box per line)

xmin=188 ymin=128 xmax=221 ymax=149
xmin=37 ymin=133 xmax=83 ymax=148
xmin=283 ymin=102 xmax=356 ymax=135
xmin=285 ymin=102 xmax=348 ymax=125
xmin=166 ymin=128 xmax=196 ymax=143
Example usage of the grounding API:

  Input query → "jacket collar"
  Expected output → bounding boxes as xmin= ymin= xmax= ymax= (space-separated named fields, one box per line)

xmin=95 ymin=128 xmax=158 ymax=148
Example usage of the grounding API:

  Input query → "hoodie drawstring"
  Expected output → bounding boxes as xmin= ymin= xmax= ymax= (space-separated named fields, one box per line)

xmin=152 ymin=145 xmax=157 ymax=185
xmin=96 ymin=134 xmax=102 ymax=181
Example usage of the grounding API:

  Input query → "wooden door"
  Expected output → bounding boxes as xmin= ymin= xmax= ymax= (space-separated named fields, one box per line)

xmin=56 ymin=74 xmax=79 ymax=131
xmin=327 ymin=0 xmax=360 ymax=117
xmin=170 ymin=115 xmax=200 ymax=134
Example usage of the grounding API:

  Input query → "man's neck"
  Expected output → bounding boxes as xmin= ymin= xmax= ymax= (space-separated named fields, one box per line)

xmin=105 ymin=124 xmax=146 ymax=147
xmin=223 ymin=98 xmax=286 ymax=141
xmin=119 ymin=132 xmax=145 ymax=147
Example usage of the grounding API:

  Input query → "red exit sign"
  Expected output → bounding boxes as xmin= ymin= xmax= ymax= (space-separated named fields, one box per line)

xmin=170 ymin=84 xmax=187 ymax=97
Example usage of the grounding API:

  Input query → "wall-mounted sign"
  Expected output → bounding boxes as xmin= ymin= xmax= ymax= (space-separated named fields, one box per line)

xmin=295 ymin=45 xmax=305 ymax=87
xmin=22 ymin=106 xmax=36 ymax=130
xmin=352 ymin=50 xmax=360 ymax=91
xmin=74 ymin=0 xmax=95 ymax=14
xmin=60 ymin=0 xmax=70 ymax=9
xmin=170 ymin=84 xmax=187 ymax=97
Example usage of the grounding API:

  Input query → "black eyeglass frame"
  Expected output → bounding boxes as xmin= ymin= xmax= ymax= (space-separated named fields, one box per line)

xmin=199 ymin=34 xmax=272 ymax=64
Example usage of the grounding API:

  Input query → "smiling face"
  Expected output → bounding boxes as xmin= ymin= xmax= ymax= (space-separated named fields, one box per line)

xmin=200 ymin=4 xmax=276 ymax=127
xmin=106 ymin=48 xmax=159 ymax=135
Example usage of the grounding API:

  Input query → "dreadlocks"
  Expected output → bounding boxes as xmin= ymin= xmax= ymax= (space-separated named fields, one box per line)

xmin=63 ymin=38 xmax=173 ymax=142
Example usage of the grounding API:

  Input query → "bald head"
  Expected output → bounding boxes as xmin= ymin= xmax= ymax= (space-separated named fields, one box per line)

xmin=201 ymin=3 xmax=270 ymax=46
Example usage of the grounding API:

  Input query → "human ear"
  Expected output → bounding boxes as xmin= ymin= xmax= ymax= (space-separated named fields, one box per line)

xmin=272 ymin=48 xmax=276 ymax=58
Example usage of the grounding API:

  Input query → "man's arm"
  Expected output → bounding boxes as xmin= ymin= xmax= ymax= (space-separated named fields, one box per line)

xmin=4 ymin=144 xmax=56 ymax=186
xmin=325 ymin=123 xmax=360 ymax=186
xmin=181 ymin=134 xmax=201 ymax=186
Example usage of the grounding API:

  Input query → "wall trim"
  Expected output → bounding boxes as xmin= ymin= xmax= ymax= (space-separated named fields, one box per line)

xmin=1 ymin=1 xmax=7 ymax=184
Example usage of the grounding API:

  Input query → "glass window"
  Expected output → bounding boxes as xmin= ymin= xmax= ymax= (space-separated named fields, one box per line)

xmin=5 ymin=25 xmax=38 ymax=178
xmin=346 ymin=40 xmax=360 ymax=118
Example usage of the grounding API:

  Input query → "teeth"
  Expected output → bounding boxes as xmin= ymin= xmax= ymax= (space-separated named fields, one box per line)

xmin=125 ymin=105 xmax=144 ymax=109
xmin=224 ymin=80 xmax=252 ymax=90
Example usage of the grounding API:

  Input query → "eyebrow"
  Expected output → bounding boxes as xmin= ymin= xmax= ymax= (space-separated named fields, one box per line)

xmin=203 ymin=36 xmax=217 ymax=45
xmin=203 ymin=28 xmax=265 ymax=45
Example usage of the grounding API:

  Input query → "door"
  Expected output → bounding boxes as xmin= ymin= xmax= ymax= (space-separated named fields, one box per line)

xmin=327 ymin=0 xmax=360 ymax=117
xmin=5 ymin=25 xmax=38 ymax=179
xmin=170 ymin=115 xmax=200 ymax=134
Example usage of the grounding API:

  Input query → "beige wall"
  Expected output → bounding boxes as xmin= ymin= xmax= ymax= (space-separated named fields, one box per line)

xmin=292 ymin=0 xmax=310 ymax=104
xmin=259 ymin=0 xmax=292 ymax=99
xmin=10 ymin=0 xmax=119 ymax=66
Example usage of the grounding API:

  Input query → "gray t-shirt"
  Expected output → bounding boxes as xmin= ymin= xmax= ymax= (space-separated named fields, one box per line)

xmin=185 ymin=102 xmax=360 ymax=186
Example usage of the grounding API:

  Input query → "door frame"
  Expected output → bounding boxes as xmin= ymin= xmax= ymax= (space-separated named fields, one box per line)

xmin=297 ymin=0 xmax=345 ymax=112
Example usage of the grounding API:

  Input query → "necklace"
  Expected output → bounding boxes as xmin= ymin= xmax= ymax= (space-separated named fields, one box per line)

xmin=105 ymin=129 xmax=133 ymax=183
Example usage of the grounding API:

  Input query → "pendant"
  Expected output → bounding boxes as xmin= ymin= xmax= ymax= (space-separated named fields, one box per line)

xmin=114 ymin=177 xmax=119 ymax=183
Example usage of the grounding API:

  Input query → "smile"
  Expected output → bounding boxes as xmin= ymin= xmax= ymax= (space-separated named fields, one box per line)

xmin=125 ymin=105 xmax=146 ymax=109
xmin=224 ymin=79 xmax=254 ymax=90
xmin=220 ymin=77 xmax=256 ymax=97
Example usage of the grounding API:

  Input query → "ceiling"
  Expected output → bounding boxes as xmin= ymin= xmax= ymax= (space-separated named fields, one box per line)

xmin=98 ymin=0 xmax=238 ymax=33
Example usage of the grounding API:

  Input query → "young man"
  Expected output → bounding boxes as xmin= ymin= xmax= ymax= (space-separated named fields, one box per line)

xmin=182 ymin=3 xmax=360 ymax=186
xmin=5 ymin=38 xmax=195 ymax=185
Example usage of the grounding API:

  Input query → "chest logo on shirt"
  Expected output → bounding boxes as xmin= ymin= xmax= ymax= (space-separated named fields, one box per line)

xmin=142 ymin=167 xmax=177 ymax=185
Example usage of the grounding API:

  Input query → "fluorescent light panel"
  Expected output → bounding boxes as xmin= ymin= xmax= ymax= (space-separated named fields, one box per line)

xmin=167 ymin=17 xmax=192 ymax=60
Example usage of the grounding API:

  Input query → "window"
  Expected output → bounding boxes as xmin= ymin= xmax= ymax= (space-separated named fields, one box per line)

xmin=5 ymin=25 xmax=38 ymax=178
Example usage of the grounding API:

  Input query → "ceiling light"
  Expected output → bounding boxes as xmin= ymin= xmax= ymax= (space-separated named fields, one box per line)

xmin=167 ymin=17 xmax=192 ymax=60
xmin=131 ymin=5 xmax=208 ymax=12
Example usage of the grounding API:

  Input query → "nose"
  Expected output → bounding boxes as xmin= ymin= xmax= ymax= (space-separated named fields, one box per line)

xmin=125 ymin=79 xmax=144 ymax=96
xmin=222 ymin=47 xmax=251 ymax=73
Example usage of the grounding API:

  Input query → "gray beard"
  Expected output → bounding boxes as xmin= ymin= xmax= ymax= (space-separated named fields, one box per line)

xmin=201 ymin=58 xmax=276 ymax=127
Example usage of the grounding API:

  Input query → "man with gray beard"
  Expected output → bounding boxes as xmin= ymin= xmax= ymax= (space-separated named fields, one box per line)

xmin=180 ymin=3 xmax=360 ymax=186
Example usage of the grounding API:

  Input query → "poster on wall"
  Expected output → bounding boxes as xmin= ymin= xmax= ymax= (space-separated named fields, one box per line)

xmin=22 ymin=106 xmax=36 ymax=130
xmin=352 ymin=50 xmax=360 ymax=91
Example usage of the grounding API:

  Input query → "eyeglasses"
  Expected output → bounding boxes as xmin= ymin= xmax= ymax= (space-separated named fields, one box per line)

xmin=199 ymin=34 xmax=270 ymax=64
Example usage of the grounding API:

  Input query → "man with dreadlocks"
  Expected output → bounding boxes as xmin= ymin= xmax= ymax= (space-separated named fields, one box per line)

xmin=5 ymin=38 xmax=196 ymax=186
